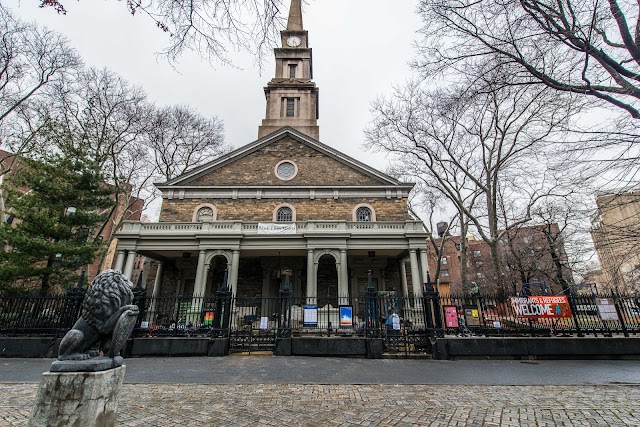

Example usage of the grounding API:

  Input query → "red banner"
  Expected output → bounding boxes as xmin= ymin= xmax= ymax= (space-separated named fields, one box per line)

xmin=510 ymin=296 xmax=573 ymax=318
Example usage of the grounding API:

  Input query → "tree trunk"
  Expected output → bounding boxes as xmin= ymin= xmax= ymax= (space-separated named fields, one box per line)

xmin=459 ymin=217 xmax=469 ymax=293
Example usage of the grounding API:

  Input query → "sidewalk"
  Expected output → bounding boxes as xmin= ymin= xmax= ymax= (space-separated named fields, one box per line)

xmin=2 ymin=357 xmax=640 ymax=426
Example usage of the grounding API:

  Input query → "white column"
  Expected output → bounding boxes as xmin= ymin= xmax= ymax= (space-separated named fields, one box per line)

xmin=114 ymin=250 xmax=126 ymax=271
xmin=306 ymin=249 xmax=316 ymax=303
xmin=409 ymin=249 xmax=422 ymax=296
xmin=152 ymin=261 xmax=164 ymax=298
xmin=339 ymin=249 xmax=349 ymax=305
xmin=193 ymin=250 xmax=207 ymax=296
xmin=400 ymin=259 xmax=409 ymax=297
xmin=190 ymin=251 xmax=208 ymax=323
xmin=123 ymin=251 xmax=136 ymax=280
xmin=419 ymin=249 xmax=430 ymax=285
xmin=229 ymin=250 xmax=240 ymax=295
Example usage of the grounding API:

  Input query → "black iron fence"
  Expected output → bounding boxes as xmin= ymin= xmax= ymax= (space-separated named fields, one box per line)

xmin=2 ymin=289 xmax=638 ymax=345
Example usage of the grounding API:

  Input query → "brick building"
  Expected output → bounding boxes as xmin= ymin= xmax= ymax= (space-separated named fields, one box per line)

xmin=114 ymin=0 xmax=430 ymax=304
xmin=591 ymin=186 xmax=640 ymax=292
xmin=0 ymin=149 xmax=143 ymax=290
xmin=428 ymin=223 xmax=572 ymax=295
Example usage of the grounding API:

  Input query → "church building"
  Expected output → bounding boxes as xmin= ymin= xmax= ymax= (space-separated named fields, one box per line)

xmin=113 ymin=0 xmax=430 ymax=309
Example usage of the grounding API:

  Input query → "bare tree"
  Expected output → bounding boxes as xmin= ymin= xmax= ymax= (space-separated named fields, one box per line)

xmin=39 ymin=0 xmax=289 ymax=65
xmin=148 ymin=105 xmax=228 ymax=182
xmin=417 ymin=0 xmax=640 ymax=119
xmin=43 ymin=67 xmax=153 ymax=265
xmin=0 ymin=5 xmax=80 ymax=221
xmin=367 ymin=69 xmax=578 ymax=292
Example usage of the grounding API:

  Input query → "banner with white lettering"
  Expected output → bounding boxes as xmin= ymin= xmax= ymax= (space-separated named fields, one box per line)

xmin=510 ymin=296 xmax=573 ymax=318
xmin=257 ymin=223 xmax=297 ymax=235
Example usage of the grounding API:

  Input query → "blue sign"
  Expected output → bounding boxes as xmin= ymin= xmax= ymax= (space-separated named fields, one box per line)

xmin=339 ymin=306 xmax=353 ymax=327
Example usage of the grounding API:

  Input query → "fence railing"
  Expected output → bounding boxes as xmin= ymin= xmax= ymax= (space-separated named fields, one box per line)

xmin=2 ymin=290 xmax=638 ymax=339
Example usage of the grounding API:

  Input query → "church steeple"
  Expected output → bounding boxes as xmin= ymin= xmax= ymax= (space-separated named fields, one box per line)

xmin=258 ymin=0 xmax=319 ymax=140
xmin=287 ymin=0 xmax=303 ymax=31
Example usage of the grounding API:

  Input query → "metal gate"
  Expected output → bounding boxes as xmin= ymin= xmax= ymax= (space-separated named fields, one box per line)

xmin=229 ymin=297 xmax=278 ymax=353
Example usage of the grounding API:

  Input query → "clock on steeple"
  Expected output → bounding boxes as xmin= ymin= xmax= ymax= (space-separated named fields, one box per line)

xmin=258 ymin=0 xmax=319 ymax=140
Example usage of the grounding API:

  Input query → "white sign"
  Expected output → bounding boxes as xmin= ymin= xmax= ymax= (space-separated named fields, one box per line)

xmin=140 ymin=321 xmax=149 ymax=328
xmin=596 ymin=298 xmax=619 ymax=321
xmin=392 ymin=314 xmax=401 ymax=330
xmin=493 ymin=321 xmax=502 ymax=328
xmin=257 ymin=223 xmax=297 ymax=234
xmin=260 ymin=317 xmax=269 ymax=329
xmin=304 ymin=305 xmax=318 ymax=325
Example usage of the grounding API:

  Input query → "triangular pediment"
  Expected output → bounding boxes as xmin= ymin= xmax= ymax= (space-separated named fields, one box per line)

xmin=159 ymin=127 xmax=407 ymax=188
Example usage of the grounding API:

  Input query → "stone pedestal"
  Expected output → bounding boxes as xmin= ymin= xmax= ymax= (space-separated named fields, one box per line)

xmin=28 ymin=365 xmax=126 ymax=427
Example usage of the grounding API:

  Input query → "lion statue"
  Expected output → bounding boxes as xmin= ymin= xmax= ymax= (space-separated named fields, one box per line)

xmin=58 ymin=269 xmax=140 ymax=361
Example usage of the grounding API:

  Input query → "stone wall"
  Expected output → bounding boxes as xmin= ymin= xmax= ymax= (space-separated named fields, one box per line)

xmin=160 ymin=198 xmax=409 ymax=222
xmin=184 ymin=137 xmax=382 ymax=186
xmin=236 ymin=259 xmax=264 ymax=297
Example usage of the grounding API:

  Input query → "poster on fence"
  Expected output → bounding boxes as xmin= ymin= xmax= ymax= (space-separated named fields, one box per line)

xmin=260 ymin=316 xmax=269 ymax=329
xmin=303 ymin=305 xmax=318 ymax=326
xmin=510 ymin=296 xmax=573 ymax=318
xmin=444 ymin=306 xmax=459 ymax=328
xmin=203 ymin=311 xmax=214 ymax=326
xmin=595 ymin=298 xmax=619 ymax=321
xmin=340 ymin=306 xmax=353 ymax=327
xmin=464 ymin=306 xmax=481 ymax=326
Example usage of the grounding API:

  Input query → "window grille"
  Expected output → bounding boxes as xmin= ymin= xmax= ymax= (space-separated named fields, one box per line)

xmin=356 ymin=207 xmax=372 ymax=222
xmin=196 ymin=207 xmax=214 ymax=222
xmin=286 ymin=98 xmax=295 ymax=117
xmin=277 ymin=207 xmax=293 ymax=222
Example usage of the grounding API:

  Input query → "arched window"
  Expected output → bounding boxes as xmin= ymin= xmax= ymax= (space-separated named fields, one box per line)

xmin=356 ymin=206 xmax=372 ymax=222
xmin=276 ymin=206 xmax=293 ymax=222
xmin=196 ymin=207 xmax=215 ymax=222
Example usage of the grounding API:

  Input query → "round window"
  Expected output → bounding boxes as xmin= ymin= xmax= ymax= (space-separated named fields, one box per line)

xmin=275 ymin=161 xmax=297 ymax=180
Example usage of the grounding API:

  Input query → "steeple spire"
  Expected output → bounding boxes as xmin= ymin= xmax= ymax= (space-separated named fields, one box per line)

xmin=287 ymin=0 xmax=303 ymax=31
xmin=258 ymin=0 xmax=319 ymax=140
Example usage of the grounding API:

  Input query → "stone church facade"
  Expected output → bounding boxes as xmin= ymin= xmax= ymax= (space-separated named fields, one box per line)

xmin=113 ymin=0 xmax=430 ymax=306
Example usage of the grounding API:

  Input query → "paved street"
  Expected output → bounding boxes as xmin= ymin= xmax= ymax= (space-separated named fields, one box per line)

xmin=1 ymin=356 xmax=640 ymax=426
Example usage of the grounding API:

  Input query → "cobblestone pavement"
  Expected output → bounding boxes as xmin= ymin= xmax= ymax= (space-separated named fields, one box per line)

xmin=2 ymin=383 xmax=639 ymax=426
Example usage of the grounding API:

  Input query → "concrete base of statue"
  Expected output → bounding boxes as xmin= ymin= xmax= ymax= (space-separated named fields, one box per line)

xmin=28 ymin=365 xmax=126 ymax=427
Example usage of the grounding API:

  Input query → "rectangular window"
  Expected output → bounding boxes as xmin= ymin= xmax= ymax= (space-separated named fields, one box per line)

xmin=473 ymin=250 xmax=482 ymax=258
xmin=475 ymin=261 xmax=483 ymax=268
xmin=289 ymin=64 xmax=297 ymax=78
xmin=286 ymin=98 xmax=295 ymax=117
xmin=441 ymin=257 xmax=448 ymax=265
xmin=477 ymin=272 xmax=485 ymax=278
xmin=441 ymin=269 xmax=449 ymax=277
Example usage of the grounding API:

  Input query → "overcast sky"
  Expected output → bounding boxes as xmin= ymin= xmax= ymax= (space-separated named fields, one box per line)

xmin=11 ymin=0 xmax=422 ymax=173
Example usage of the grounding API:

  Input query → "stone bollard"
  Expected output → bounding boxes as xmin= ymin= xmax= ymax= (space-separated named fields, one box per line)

xmin=28 ymin=365 xmax=126 ymax=427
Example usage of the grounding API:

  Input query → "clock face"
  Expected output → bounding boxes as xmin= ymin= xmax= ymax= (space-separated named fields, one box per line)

xmin=287 ymin=36 xmax=301 ymax=47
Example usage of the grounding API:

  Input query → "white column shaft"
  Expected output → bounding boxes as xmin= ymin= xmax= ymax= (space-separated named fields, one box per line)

xmin=409 ymin=249 xmax=422 ymax=296
xmin=306 ymin=250 xmax=316 ymax=302
xmin=114 ymin=250 xmax=126 ymax=272
xmin=193 ymin=251 xmax=207 ymax=296
xmin=230 ymin=250 xmax=240 ymax=295
xmin=419 ymin=249 xmax=430 ymax=284
xmin=339 ymin=250 xmax=349 ymax=305
xmin=123 ymin=251 xmax=136 ymax=280
xmin=400 ymin=259 xmax=409 ymax=297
